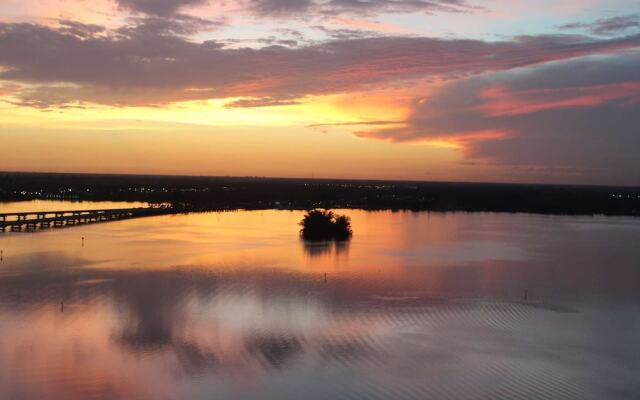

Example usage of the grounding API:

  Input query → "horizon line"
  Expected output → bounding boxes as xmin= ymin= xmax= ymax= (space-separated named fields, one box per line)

xmin=1 ymin=170 xmax=638 ymax=190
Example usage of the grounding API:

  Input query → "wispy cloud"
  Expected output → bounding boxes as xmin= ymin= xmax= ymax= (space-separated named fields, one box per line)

xmin=307 ymin=120 xmax=403 ymax=127
xmin=559 ymin=14 xmax=640 ymax=36
xmin=224 ymin=96 xmax=302 ymax=108
xmin=242 ymin=0 xmax=479 ymax=17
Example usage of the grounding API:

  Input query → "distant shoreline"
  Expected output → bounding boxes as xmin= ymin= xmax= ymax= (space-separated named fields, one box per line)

xmin=1 ymin=172 xmax=639 ymax=218
xmin=2 ymin=170 xmax=639 ymax=189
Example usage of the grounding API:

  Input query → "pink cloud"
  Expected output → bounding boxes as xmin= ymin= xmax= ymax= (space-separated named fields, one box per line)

xmin=478 ymin=82 xmax=640 ymax=116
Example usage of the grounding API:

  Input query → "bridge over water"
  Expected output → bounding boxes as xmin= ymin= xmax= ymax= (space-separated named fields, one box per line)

xmin=0 ymin=207 xmax=173 ymax=232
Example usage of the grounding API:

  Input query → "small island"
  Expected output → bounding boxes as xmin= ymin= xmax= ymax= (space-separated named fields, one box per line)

xmin=299 ymin=209 xmax=353 ymax=241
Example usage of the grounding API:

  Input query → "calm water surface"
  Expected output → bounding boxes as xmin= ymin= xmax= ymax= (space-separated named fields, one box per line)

xmin=0 ymin=202 xmax=639 ymax=399
xmin=0 ymin=200 xmax=148 ymax=214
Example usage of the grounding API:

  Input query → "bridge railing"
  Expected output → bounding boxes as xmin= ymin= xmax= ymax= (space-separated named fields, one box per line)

xmin=0 ymin=206 xmax=172 ymax=231
xmin=0 ymin=206 xmax=169 ymax=222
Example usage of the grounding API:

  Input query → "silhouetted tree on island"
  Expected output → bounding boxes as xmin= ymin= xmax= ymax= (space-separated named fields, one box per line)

xmin=299 ymin=209 xmax=352 ymax=241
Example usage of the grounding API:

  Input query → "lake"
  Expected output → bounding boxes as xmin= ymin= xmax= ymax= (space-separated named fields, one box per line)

xmin=0 ymin=201 xmax=639 ymax=400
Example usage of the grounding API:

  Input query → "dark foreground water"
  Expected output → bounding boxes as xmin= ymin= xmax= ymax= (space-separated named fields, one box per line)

xmin=0 ymin=203 xmax=639 ymax=399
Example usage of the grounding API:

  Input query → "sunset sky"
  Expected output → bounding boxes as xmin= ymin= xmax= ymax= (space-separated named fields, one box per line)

xmin=1 ymin=0 xmax=639 ymax=185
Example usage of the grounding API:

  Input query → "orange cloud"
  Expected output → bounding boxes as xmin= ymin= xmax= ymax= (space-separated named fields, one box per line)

xmin=355 ymin=127 xmax=507 ymax=151
xmin=0 ymin=82 xmax=20 ymax=97
xmin=333 ymin=17 xmax=408 ymax=33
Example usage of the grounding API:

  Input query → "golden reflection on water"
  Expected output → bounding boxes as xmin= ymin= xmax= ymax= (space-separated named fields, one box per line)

xmin=1 ymin=206 xmax=640 ymax=399
xmin=0 ymin=200 xmax=148 ymax=213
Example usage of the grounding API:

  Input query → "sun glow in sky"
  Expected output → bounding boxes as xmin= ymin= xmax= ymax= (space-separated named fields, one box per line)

xmin=1 ymin=0 xmax=640 ymax=185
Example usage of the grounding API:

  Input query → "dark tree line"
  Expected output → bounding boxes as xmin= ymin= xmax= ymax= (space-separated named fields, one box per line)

xmin=1 ymin=172 xmax=639 ymax=217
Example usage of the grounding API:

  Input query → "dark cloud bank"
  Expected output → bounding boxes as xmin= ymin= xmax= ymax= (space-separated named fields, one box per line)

xmin=358 ymin=52 xmax=640 ymax=185
xmin=1 ymin=20 xmax=638 ymax=106
xmin=115 ymin=0 xmax=209 ymax=16
xmin=112 ymin=0 xmax=477 ymax=17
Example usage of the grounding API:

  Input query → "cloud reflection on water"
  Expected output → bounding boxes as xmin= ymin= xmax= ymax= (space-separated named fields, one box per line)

xmin=0 ymin=208 xmax=639 ymax=399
